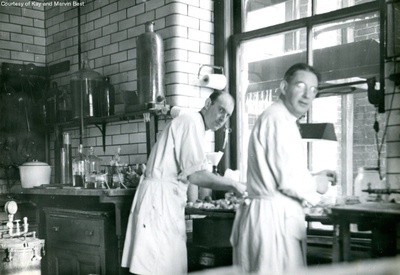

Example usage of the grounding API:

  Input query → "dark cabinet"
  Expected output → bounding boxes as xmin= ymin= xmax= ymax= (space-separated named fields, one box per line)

xmin=47 ymin=249 xmax=102 ymax=275
xmin=43 ymin=207 xmax=117 ymax=275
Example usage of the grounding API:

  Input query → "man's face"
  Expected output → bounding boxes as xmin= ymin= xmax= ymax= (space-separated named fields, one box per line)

xmin=280 ymin=70 xmax=319 ymax=118
xmin=204 ymin=94 xmax=234 ymax=131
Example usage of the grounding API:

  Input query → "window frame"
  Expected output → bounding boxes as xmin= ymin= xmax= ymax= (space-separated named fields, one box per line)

xmin=226 ymin=0 xmax=384 ymax=195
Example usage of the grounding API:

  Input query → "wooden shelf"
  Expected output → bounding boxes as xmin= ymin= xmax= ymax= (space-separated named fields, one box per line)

xmin=48 ymin=103 xmax=170 ymax=129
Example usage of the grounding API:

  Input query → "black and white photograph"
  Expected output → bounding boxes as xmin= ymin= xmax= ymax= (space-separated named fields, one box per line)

xmin=0 ymin=0 xmax=399 ymax=274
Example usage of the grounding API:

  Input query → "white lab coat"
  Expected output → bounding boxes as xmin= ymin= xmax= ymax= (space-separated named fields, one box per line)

xmin=121 ymin=112 xmax=208 ymax=274
xmin=231 ymin=99 xmax=321 ymax=274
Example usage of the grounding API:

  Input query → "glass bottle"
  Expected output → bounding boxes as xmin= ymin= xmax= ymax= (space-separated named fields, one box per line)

xmin=86 ymin=146 xmax=101 ymax=188
xmin=61 ymin=132 xmax=73 ymax=185
xmin=101 ymin=76 xmax=115 ymax=117
xmin=72 ymin=144 xmax=87 ymax=187
xmin=110 ymin=147 xmax=124 ymax=188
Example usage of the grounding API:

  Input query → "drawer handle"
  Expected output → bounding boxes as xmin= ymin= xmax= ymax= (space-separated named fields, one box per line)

xmin=52 ymin=226 xmax=59 ymax=232
xmin=85 ymin=230 xmax=94 ymax=236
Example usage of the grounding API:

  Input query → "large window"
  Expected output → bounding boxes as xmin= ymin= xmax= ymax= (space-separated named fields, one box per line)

xmin=242 ymin=0 xmax=376 ymax=31
xmin=233 ymin=0 xmax=385 ymax=199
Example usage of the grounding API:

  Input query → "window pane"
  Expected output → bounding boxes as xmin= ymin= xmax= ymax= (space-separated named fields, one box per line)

xmin=314 ymin=0 xmax=375 ymax=15
xmin=387 ymin=1 xmax=400 ymax=57
xmin=310 ymin=11 xmax=385 ymax=197
xmin=309 ymin=96 xmax=341 ymax=198
xmin=242 ymin=0 xmax=311 ymax=31
xmin=312 ymin=12 xmax=380 ymax=87
xmin=237 ymin=29 xmax=306 ymax=180
xmin=311 ymin=93 xmax=386 ymax=198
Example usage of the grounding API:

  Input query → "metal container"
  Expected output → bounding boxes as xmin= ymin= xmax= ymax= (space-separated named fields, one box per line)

xmin=70 ymin=60 xmax=104 ymax=118
xmin=137 ymin=21 xmax=165 ymax=107
xmin=0 ymin=237 xmax=45 ymax=275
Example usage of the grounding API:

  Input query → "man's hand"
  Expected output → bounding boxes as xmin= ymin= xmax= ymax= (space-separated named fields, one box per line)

xmin=314 ymin=170 xmax=337 ymax=194
xmin=233 ymin=181 xmax=247 ymax=197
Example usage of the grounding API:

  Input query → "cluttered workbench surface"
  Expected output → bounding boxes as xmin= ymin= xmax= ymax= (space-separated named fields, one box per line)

xmin=10 ymin=185 xmax=136 ymax=197
xmin=331 ymin=201 xmax=400 ymax=216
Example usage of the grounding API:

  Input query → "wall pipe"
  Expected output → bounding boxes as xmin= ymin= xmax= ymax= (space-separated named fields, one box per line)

xmin=77 ymin=2 xmax=84 ymax=145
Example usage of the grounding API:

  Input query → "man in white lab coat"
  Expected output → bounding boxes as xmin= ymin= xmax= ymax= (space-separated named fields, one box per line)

xmin=121 ymin=91 xmax=246 ymax=274
xmin=231 ymin=63 xmax=336 ymax=274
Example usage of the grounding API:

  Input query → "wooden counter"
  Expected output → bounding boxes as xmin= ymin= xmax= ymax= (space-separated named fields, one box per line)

xmin=10 ymin=185 xmax=135 ymax=197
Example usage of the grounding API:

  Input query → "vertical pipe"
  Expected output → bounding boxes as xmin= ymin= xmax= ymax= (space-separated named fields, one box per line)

xmin=77 ymin=2 xmax=84 ymax=145
xmin=379 ymin=0 xmax=385 ymax=113
xmin=214 ymin=0 xmax=232 ymax=173
xmin=78 ymin=3 xmax=81 ymax=71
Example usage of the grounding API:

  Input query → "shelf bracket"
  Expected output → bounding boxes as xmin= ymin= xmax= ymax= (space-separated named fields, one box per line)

xmin=94 ymin=122 xmax=107 ymax=152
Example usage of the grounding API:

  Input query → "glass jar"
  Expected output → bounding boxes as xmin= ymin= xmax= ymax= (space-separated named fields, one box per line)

xmin=70 ymin=58 xmax=104 ymax=118
xmin=354 ymin=167 xmax=381 ymax=202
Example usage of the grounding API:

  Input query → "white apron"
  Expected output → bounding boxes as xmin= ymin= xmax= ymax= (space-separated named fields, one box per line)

xmin=121 ymin=177 xmax=188 ymax=275
xmin=230 ymin=194 xmax=307 ymax=274
xmin=121 ymin=112 xmax=208 ymax=274
xmin=230 ymin=100 xmax=319 ymax=274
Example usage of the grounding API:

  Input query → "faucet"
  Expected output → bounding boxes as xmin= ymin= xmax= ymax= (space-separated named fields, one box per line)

xmin=7 ymin=216 xmax=29 ymax=237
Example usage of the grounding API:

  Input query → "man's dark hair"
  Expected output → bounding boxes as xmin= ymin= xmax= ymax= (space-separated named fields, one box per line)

xmin=209 ymin=90 xmax=225 ymax=104
xmin=209 ymin=90 xmax=234 ymax=104
xmin=284 ymin=63 xmax=321 ymax=83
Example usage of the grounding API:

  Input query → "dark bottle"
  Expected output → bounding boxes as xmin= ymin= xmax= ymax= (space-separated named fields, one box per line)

xmin=72 ymin=144 xmax=87 ymax=187
xmin=45 ymin=82 xmax=58 ymax=124
xmin=57 ymin=88 xmax=72 ymax=123
xmin=101 ymin=76 xmax=115 ymax=116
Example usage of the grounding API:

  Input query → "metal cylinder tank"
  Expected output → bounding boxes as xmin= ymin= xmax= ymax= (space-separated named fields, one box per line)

xmin=136 ymin=21 xmax=165 ymax=108
xmin=70 ymin=60 xmax=104 ymax=119
xmin=0 ymin=237 xmax=45 ymax=275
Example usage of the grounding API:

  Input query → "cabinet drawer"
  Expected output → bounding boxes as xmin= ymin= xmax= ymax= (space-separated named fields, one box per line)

xmin=44 ymin=208 xmax=110 ymax=247
xmin=47 ymin=216 xmax=102 ymax=246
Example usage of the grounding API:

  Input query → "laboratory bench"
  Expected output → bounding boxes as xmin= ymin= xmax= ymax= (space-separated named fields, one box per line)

xmin=9 ymin=185 xmax=136 ymax=275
